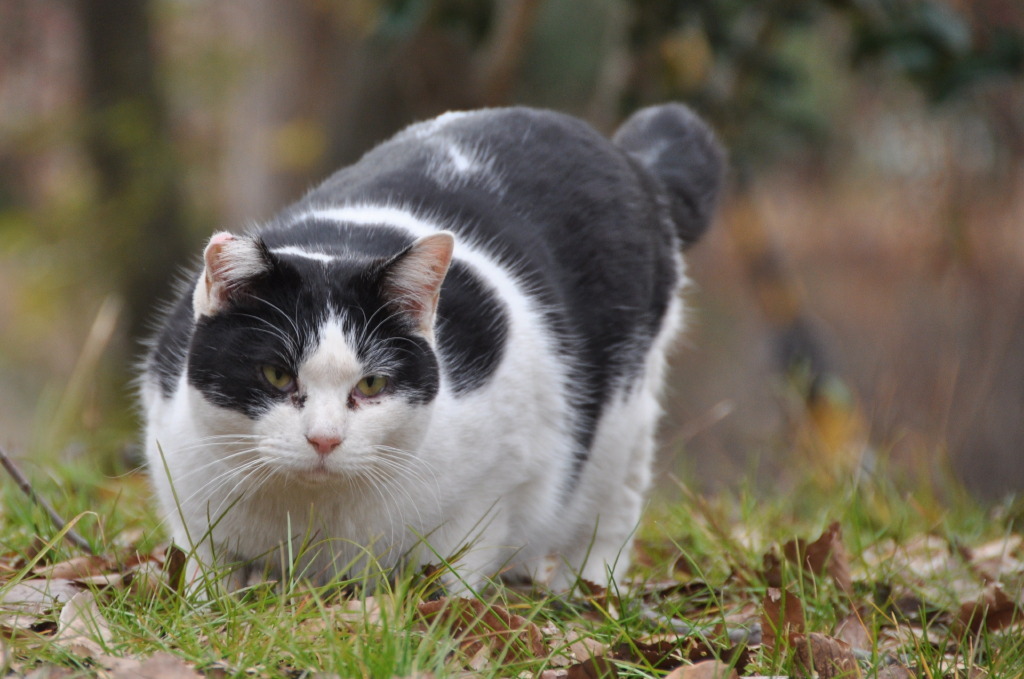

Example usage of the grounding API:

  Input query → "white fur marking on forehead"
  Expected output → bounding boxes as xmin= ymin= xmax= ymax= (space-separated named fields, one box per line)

xmin=300 ymin=318 xmax=362 ymax=387
xmin=271 ymin=246 xmax=338 ymax=264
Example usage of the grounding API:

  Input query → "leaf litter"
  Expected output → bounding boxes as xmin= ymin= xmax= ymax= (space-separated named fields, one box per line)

xmin=0 ymin=519 xmax=1021 ymax=676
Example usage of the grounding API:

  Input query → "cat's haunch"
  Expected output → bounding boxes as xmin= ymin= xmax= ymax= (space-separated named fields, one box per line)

xmin=141 ymin=105 xmax=724 ymax=591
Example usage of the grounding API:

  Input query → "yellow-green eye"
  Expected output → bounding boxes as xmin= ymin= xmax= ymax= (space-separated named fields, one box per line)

xmin=355 ymin=375 xmax=388 ymax=397
xmin=261 ymin=365 xmax=295 ymax=392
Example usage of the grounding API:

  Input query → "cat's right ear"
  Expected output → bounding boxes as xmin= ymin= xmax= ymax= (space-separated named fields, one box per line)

xmin=192 ymin=232 xmax=273 ymax=319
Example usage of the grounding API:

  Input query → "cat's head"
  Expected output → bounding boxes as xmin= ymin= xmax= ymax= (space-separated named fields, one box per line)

xmin=185 ymin=229 xmax=454 ymax=483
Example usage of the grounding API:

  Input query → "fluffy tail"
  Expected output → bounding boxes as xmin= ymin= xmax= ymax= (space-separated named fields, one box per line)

xmin=613 ymin=103 xmax=725 ymax=248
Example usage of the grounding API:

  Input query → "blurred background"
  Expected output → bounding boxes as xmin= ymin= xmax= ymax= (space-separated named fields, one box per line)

xmin=1 ymin=0 xmax=1022 ymax=500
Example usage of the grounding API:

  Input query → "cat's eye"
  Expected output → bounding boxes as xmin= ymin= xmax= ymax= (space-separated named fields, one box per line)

xmin=261 ymin=365 xmax=296 ymax=392
xmin=355 ymin=375 xmax=388 ymax=398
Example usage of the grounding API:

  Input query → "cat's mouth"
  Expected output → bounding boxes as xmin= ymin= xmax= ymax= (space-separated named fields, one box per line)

xmin=287 ymin=458 xmax=345 ymax=485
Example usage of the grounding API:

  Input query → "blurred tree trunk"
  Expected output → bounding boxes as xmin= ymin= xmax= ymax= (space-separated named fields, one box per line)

xmin=76 ymin=0 xmax=191 ymax=345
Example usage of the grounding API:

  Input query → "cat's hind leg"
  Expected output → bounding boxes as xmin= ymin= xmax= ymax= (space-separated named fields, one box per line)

xmin=554 ymin=298 xmax=684 ymax=590
xmin=556 ymin=414 xmax=656 ymax=590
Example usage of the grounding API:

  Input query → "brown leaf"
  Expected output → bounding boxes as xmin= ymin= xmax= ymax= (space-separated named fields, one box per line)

xmin=54 ymin=590 xmax=113 ymax=660
xmin=576 ymin=579 xmax=619 ymax=618
xmin=36 ymin=556 xmax=113 ymax=581
xmin=873 ymin=663 xmax=916 ymax=678
xmin=664 ymin=660 xmax=738 ymax=679
xmin=963 ymin=534 xmax=1024 ymax=583
xmin=954 ymin=582 xmax=1021 ymax=637
xmin=1 ymin=578 xmax=83 ymax=613
xmin=761 ymin=587 xmax=805 ymax=649
xmin=609 ymin=636 xmax=686 ymax=671
xmin=762 ymin=550 xmax=783 ymax=589
xmin=566 ymin=654 xmax=618 ymax=679
xmin=162 ymin=542 xmax=189 ymax=594
xmin=783 ymin=522 xmax=853 ymax=595
xmin=417 ymin=596 xmax=547 ymax=663
xmin=567 ymin=630 xmax=608 ymax=664
xmin=0 ymin=578 xmax=83 ymax=633
xmin=17 ymin=665 xmax=79 ymax=678
xmin=834 ymin=610 xmax=873 ymax=651
xmin=123 ymin=560 xmax=168 ymax=597
xmin=791 ymin=632 xmax=862 ymax=679
xmin=328 ymin=595 xmax=383 ymax=628
xmin=108 ymin=652 xmax=204 ymax=679
xmin=539 ymin=670 xmax=570 ymax=679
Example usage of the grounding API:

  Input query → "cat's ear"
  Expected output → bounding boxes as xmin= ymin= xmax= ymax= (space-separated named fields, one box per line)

xmin=192 ymin=231 xmax=273 ymax=319
xmin=380 ymin=232 xmax=455 ymax=340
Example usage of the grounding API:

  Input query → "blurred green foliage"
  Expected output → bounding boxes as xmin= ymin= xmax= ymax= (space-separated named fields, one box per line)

xmin=625 ymin=0 xmax=1023 ymax=169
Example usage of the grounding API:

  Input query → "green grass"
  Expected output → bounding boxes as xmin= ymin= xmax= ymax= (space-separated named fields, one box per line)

xmin=0 ymin=452 xmax=1021 ymax=678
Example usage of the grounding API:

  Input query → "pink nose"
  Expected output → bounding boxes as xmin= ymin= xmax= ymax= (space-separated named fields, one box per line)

xmin=306 ymin=434 xmax=341 ymax=456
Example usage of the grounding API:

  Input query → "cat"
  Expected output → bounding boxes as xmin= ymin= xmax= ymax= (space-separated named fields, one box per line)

xmin=140 ymin=104 xmax=724 ymax=591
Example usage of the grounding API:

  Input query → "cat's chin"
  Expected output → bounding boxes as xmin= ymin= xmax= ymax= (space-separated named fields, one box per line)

xmin=286 ymin=462 xmax=347 ymax=486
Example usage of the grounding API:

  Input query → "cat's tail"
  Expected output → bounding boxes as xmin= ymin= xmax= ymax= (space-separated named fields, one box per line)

xmin=613 ymin=103 xmax=725 ymax=248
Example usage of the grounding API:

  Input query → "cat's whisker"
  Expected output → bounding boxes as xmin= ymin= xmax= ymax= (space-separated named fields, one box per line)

xmin=152 ymin=456 xmax=266 ymax=535
xmin=373 ymin=445 xmax=442 ymax=490
xmin=177 ymin=455 xmax=267 ymax=508
xmin=367 ymin=449 xmax=440 ymax=533
xmin=182 ymin=463 xmax=264 ymax=512
xmin=360 ymin=467 xmax=399 ymax=549
xmin=371 ymin=453 xmax=440 ymax=505
xmin=249 ymin=295 xmax=302 ymax=341
xmin=170 ymin=438 xmax=262 ymax=455
xmin=205 ymin=458 xmax=281 ymax=520
xmin=236 ymin=312 xmax=300 ymax=360
xmin=357 ymin=302 xmax=418 ymax=352
xmin=170 ymin=448 xmax=263 ymax=479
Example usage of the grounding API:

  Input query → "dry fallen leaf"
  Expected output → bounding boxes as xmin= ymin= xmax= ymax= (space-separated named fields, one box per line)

xmin=35 ymin=555 xmax=113 ymax=582
xmin=663 ymin=660 xmax=738 ymax=679
xmin=0 ymin=578 xmax=83 ymax=633
xmin=54 ymin=590 xmax=113 ymax=660
xmin=873 ymin=662 xmax=916 ymax=678
xmin=108 ymin=651 xmax=204 ymax=679
xmin=161 ymin=542 xmax=189 ymax=594
xmin=539 ymin=670 xmax=570 ymax=679
xmin=610 ymin=636 xmax=686 ymax=671
xmin=16 ymin=664 xmax=79 ymax=678
xmin=576 ymin=579 xmax=619 ymax=619
xmin=546 ymin=627 xmax=608 ymax=667
xmin=782 ymin=522 xmax=853 ymax=595
xmin=417 ymin=596 xmax=547 ymax=664
xmin=791 ymin=632 xmax=862 ymax=679
xmin=833 ymin=610 xmax=873 ymax=651
xmin=963 ymin=534 xmax=1024 ymax=584
xmin=565 ymin=653 xmax=618 ymax=679
xmin=761 ymin=587 xmax=805 ymax=650
xmin=954 ymin=582 xmax=1021 ymax=637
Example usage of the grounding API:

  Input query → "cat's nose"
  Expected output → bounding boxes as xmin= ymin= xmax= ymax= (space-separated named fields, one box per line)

xmin=306 ymin=434 xmax=342 ymax=456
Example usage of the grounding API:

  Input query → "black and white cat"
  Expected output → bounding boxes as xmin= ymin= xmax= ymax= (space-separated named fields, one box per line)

xmin=141 ymin=104 xmax=723 ymax=590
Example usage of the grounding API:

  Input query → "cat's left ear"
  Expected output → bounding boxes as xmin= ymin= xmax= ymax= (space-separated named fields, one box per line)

xmin=380 ymin=232 xmax=455 ymax=341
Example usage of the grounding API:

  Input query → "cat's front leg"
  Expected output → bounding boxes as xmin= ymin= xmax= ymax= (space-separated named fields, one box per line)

xmin=423 ymin=511 xmax=517 ymax=595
